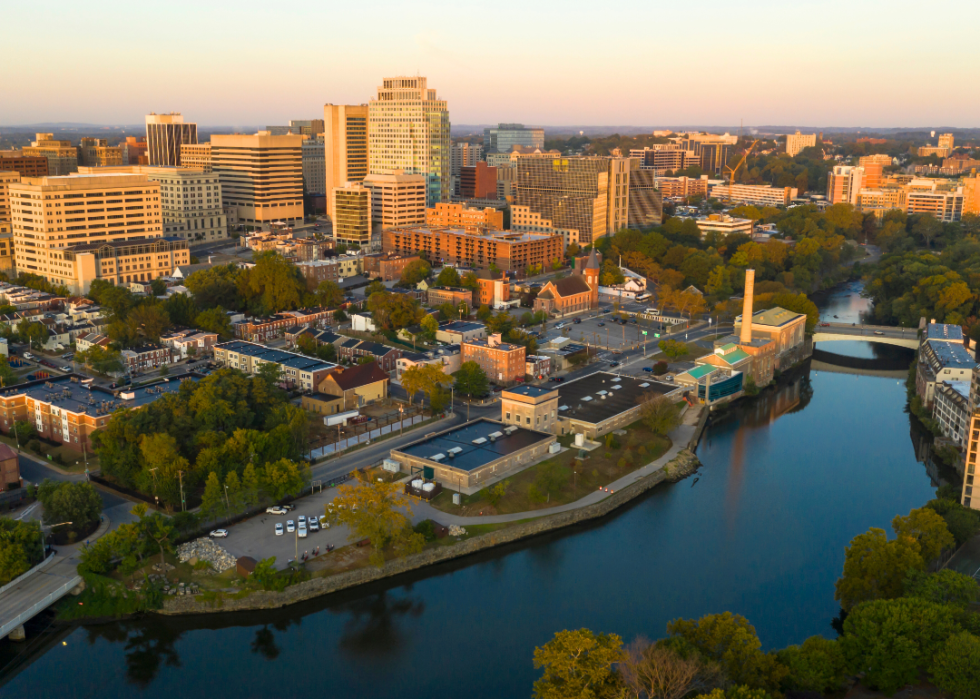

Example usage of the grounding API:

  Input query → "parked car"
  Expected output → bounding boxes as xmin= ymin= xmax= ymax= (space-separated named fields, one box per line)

xmin=597 ymin=322 xmax=605 ymax=327
xmin=819 ymin=322 xmax=830 ymax=327
xmin=308 ymin=518 xmax=320 ymax=532
xmin=275 ymin=523 xmax=284 ymax=536
xmin=282 ymin=504 xmax=295 ymax=511
xmin=609 ymin=361 xmax=620 ymax=367
xmin=297 ymin=525 xmax=308 ymax=539
xmin=573 ymin=318 xmax=581 ymax=324
xmin=209 ymin=529 xmax=229 ymax=538
xmin=266 ymin=506 xmax=288 ymax=515
xmin=642 ymin=367 xmax=654 ymax=373
xmin=286 ymin=520 xmax=295 ymax=533
xmin=298 ymin=515 xmax=306 ymax=526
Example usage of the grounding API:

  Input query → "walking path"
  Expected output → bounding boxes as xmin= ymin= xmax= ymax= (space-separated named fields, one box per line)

xmin=414 ymin=422 xmax=696 ymax=526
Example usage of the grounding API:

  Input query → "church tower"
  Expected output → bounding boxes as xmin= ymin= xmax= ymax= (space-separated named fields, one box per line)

xmin=584 ymin=247 xmax=600 ymax=309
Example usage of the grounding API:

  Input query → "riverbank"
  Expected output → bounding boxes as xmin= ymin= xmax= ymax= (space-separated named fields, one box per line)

xmin=154 ymin=448 xmax=701 ymax=617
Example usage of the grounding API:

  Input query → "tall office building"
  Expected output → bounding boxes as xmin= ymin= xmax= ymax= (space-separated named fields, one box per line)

xmin=938 ymin=133 xmax=955 ymax=151
xmin=680 ymin=133 xmax=737 ymax=176
xmin=211 ymin=132 xmax=304 ymax=228
xmin=785 ymin=131 xmax=817 ymax=157
xmin=119 ymin=136 xmax=148 ymax=165
xmin=302 ymin=138 xmax=326 ymax=195
xmin=323 ymin=104 xmax=369 ymax=221
xmin=23 ymin=134 xmax=78 ymax=175
xmin=332 ymin=183 xmax=372 ymax=247
xmin=451 ymin=142 xmax=483 ymax=194
xmin=77 ymin=138 xmax=123 ymax=167
xmin=483 ymin=124 xmax=545 ymax=154
xmin=627 ymin=165 xmax=663 ymax=230
xmin=9 ymin=173 xmax=167 ymax=292
xmin=514 ymin=155 xmax=629 ymax=244
xmin=826 ymin=165 xmax=865 ymax=205
xmin=180 ymin=143 xmax=212 ymax=173
xmin=362 ymin=172 xmax=427 ymax=235
xmin=368 ymin=76 xmax=450 ymax=207
xmin=145 ymin=113 xmax=198 ymax=166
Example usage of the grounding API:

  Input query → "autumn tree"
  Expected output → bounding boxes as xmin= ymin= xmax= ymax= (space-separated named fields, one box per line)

xmin=325 ymin=471 xmax=424 ymax=567
xmin=314 ymin=280 xmax=344 ymax=308
xmin=532 ymin=628 xmax=627 ymax=699
xmin=658 ymin=339 xmax=688 ymax=360
xmin=891 ymin=507 xmax=955 ymax=563
xmin=401 ymin=363 xmax=453 ymax=408
xmin=620 ymin=638 xmax=721 ymax=699
xmin=640 ymin=394 xmax=681 ymax=436
xmin=434 ymin=267 xmax=461 ymax=287
xmin=261 ymin=458 xmax=310 ymax=501
xmin=834 ymin=527 xmax=924 ymax=611
xmin=400 ymin=259 xmax=432 ymax=286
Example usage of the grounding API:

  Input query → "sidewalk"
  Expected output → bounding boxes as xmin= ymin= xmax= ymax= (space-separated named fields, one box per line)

xmin=413 ymin=421 xmax=696 ymax=526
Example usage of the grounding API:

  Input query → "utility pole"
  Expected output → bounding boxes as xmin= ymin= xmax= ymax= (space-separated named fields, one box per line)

xmin=223 ymin=484 xmax=230 ymax=514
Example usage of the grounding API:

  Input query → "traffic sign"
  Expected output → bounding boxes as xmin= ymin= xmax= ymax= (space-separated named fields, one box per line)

xmin=642 ymin=331 xmax=647 ymax=336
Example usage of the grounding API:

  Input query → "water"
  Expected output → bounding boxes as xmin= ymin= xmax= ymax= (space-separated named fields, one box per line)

xmin=1 ymin=289 xmax=933 ymax=699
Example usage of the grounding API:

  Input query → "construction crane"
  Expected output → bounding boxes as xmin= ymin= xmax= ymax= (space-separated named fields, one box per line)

xmin=723 ymin=139 xmax=759 ymax=202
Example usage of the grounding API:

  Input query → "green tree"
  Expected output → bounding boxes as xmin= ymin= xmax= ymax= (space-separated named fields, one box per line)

xmin=834 ymin=527 xmax=925 ymax=611
xmin=314 ymin=280 xmax=344 ymax=308
xmin=904 ymin=569 xmax=980 ymax=609
xmin=239 ymin=251 xmax=306 ymax=313
xmin=533 ymin=628 xmax=626 ymax=699
xmin=476 ymin=304 xmax=493 ymax=322
xmin=840 ymin=597 xmax=960 ymax=694
xmin=256 ymin=362 xmax=283 ymax=388
xmin=453 ymin=361 xmax=489 ymax=397
xmin=535 ymin=461 xmax=568 ymax=503
xmin=658 ymin=339 xmax=689 ymax=360
xmin=194 ymin=306 xmax=234 ymax=339
xmin=224 ymin=471 xmax=243 ymax=514
xmin=163 ymin=291 xmax=198 ymax=326
xmin=420 ymin=313 xmax=439 ymax=341
xmin=76 ymin=345 xmax=125 ymax=375
xmin=201 ymin=471 xmax=225 ymax=520
xmin=640 ymin=394 xmax=680 ymax=436
xmin=435 ymin=267 xmax=462 ymax=287
xmin=400 ymin=259 xmax=432 ymax=286
xmin=137 ymin=432 xmax=190 ymax=507
xmin=261 ymin=458 xmax=309 ymax=501
xmin=695 ymin=688 xmax=772 ymax=699
xmin=931 ymin=632 xmax=980 ymax=699
xmin=776 ymin=636 xmax=848 ymax=694
xmin=13 ymin=420 xmax=36 ymax=445
xmin=401 ymin=363 xmax=453 ymax=408
xmin=0 ymin=518 xmax=43 ymax=583
xmin=35 ymin=479 xmax=102 ymax=529
xmin=892 ymin=507 xmax=955 ymax=563
xmin=461 ymin=271 xmax=479 ymax=291
xmin=0 ymin=357 xmax=16 ymax=388
xmin=242 ymin=461 xmax=261 ymax=506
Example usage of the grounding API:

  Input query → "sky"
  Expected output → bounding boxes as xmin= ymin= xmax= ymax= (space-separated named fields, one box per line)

xmin=2 ymin=0 xmax=979 ymax=129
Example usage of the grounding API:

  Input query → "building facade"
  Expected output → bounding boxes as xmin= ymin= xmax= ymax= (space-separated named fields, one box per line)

xmin=362 ymin=252 xmax=419 ymax=281
xmin=23 ymin=134 xmax=78 ymax=176
xmin=785 ymin=131 xmax=817 ymax=157
xmin=827 ymin=166 xmax=864 ymax=205
xmin=0 ymin=155 xmax=48 ymax=178
xmin=709 ymin=184 xmax=798 ymax=207
xmin=332 ymin=182 xmax=372 ymax=247
xmin=61 ymin=237 xmax=190 ymax=292
xmin=323 ymin=104 xmax=369 ymax=222
xmin=483 ymin=124 xmax=545 ymax=154
xmin=459 ymin=162 xmax=497 ymax=200
xmin=179 ymin=143 xmax=211 ymax=173
xmin=302 ymin=137 xmax=326 ymax=195
xmin=368 ymin=76 xmax=450 ymax=207
xmin=501 ymin=384 xmax=559 ymax=433
xmin=214 ymin=340 xmax=338 ymax=391
xmin=462 ymin=335 xmax=526 ymax=384
xmin=77 ymin=138 xmax=123 ymax=167
xmin=145 ymin=113 xmax=198 ymax=166
xmin=383 ymin=225 xmax=563 ymax=273
xmin=627 ymin=166 xmax=663 ymax=230
xmin=425 ymin=202 xmax=503 ymax=230
xmin=361 ymin=172 xmax=427 ymax=235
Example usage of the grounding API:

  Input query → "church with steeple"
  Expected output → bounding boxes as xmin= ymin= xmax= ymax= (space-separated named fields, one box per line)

xmin=532 ymin=247 xmax=601 ymax=315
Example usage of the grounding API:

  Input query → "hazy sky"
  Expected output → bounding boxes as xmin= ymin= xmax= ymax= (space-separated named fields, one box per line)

xmin=2 ymin=0 xmax=979 ymax=128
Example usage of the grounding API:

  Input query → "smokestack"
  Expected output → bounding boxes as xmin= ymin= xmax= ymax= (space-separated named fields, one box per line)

xmin=740 ymin=269 xmax=755 ymax=345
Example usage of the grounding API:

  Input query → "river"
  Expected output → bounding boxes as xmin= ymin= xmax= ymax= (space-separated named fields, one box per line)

xmin=0 ymin=286 xmax=935 ymax=699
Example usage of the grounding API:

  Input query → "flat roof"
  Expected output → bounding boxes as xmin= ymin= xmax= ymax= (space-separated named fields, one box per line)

xmin=215 ymin=340 xmax=338 ymax=373
xmin=504 ymin=385 xmax=556 ymax=398
xmin=556 ymin=371 xmax=678 ymax=425
xmin=439 ymin=320 xmax=485 ymax=333
xmin=750 ymin=307 xmax=806 ymax=327
xmin=926 ymin=323 xmax=964 ymax=342
xmin=394 ymin=418 xmax=552 ymax=472
xmin=930 ymin=340 xmax=975 ymax=369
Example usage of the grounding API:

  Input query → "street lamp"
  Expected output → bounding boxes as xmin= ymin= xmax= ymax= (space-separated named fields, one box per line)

xmin=39 ymin=521 xmax=72 ymax=559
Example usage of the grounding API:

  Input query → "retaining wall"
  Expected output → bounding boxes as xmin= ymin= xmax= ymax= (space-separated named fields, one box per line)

xmin=158 ymin=449 xmax=701 ymax=616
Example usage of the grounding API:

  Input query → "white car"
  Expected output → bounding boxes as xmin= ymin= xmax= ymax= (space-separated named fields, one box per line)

xmin=308 ymin=518 xmax=320 ymax=532
xmin=319 ymin=516 xmax=330 ymax=529
xmin=297 ymin=515 xmax=306 ymax=526
xmin=275 ymin=522 xmax=284 ymax=536
xmin=209 ymin=529 xmax=228 ymax=538
xmin=297 ymin=525 xmax=308 ymax=539
xmin=286 ymin=520 xmax=295 ymax=533
xmin=266 ymin=506 xmax=288 ymax=515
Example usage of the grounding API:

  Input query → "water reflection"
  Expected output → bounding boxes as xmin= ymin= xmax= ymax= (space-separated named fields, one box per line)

xmin=332 ymin=591 xmax=424 ymax=658
xmin=251 ymin=626 xmax=281 ymax=661
xmin=83 ymin=622 xmax=182 ymax=689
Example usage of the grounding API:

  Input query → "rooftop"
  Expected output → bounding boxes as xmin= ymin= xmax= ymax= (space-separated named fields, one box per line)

xmin=439 ymin=320 xmax=485 ymax=333
xmin=926 ymin=323 xmax=964 ymax=342
xmin=556 ymin=371 xmax=678 ymax=424
xmin=746 ymin=306 xmax=806 ymax=328
xmin=394 ymin=418 xmax=553 ymax=472
xmin=328 ymin=362 xmax=389 ymax=390
xmin=215 ymin=340 xmax=338 ymax=373
xmin=464 ymin=338 xmax=523 ymax=352
xmin=503 ymin=385 xmax=556 ymax=398
xmin=928 ymin=340 xmax=975 ymax=370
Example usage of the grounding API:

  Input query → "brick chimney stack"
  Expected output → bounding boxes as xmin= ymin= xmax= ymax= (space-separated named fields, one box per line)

xmin=740 ymin=269 xmax=755 ymax=345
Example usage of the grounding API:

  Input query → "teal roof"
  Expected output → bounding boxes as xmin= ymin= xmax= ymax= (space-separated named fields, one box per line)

xmin=717 ymin=342 xmax=739 ymax=352
xmin=686 ymin=365 xmax=718 ymax=380
xmin=718 ymin=348 xmax=751 ymax=365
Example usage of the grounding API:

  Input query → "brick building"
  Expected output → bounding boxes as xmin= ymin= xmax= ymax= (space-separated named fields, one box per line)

xmin=533 ymin=248 xmax=599 ymax=315
xmin=213 ymin=340 xmax=339 ymax=391
xmin=336 ymin=339 xmax=402 ymax=373
xmin=0 ymin=155 xmax=48 ymax=178
xmin=383 ymin=226 xmax=562 ymax=274
xmin=462 ymin=334 xmax=526 ymax=384
xmin=427 ymin=286 xmax=473 ymax=309
xmin=121 ymin=344 xmax=172 ymax=373
xmin=459 ymin=162 xmax=498 ymax=200
xmin=477 ymin=273 xmax=511 ymax=308
xmin=425 ymin=202 xmax=503 ymax=230
xmin=233 ymin=308 xmax=332 ymax=342
xmin=362 ymin=252 xmax=420 ymax=281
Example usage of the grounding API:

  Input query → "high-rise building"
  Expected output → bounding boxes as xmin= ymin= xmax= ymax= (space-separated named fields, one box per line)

xmin=145 ymin=113 xmax=198 ymax=166
xmin=859 ymin=154 xmax=893 ymax=167
xmin=361 ymin=172 xmax=427 ymax=235
xmin=266 ymin=120 xmax=325 ymax=138
xmin=963 ymin=175 xmax=980 ymax=216
xmin=323 ymin=104 xmax=369 ymax=221
xmin=368 ymin=76 xmax=450 ymax=207
xmin=938 ymin=133 xmax=955 ymax=151
xmin=627 ymin=166 xmax=663 ymax=230
xmin=0 ymin=171 xmax=20 ymax=230
xmin=631 ymin=147 xmax=700 ymax=175
xmin=785 ymin=131 xmax=817 ymax=157
xmin=0 ymin=155 xmax=48 ymax=178
xmin=211 ymin=132 xmax=305 ymax=228
xmin=78 ymin=165 xmax=227 ymax=242
xmin=483 ymin=124 xmax=545 ymax=154
xmin=459 ymin=162 xmax=497 ymax=199
xmin=119 ymin=136 xmax=148 ymax=165
xmin=332 ymin=183 xmax=372 ymax=247
xmin=451 ymin=142 xmax=483 ymax=195
xmin=9 ymin=173 xmax=167 ymax=292
xmin=514 ymin=155 xmax=629 ymax=244
xmin=302 ymin=138 xmax=326 ymax=195
xmin=77 ymin=138 xmax=123 ymax=167
xmin=384 ymin=226 xmax=562 ymax=274
xmin=23 ymin=134 xmax=78 ymax=175
xmin=180 ymin=143 xmax=211 ymax=173
xmin=826 ymin=165 xmax=865 ymax=205
xmin=907 ymin=189 xmax=963 ymax=222
xmin=679 ymin=133 xmax=737 ymax=176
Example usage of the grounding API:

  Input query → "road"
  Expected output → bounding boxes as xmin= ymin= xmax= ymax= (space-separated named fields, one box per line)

xmin=815 ymin=322 xmax=917 ymax=340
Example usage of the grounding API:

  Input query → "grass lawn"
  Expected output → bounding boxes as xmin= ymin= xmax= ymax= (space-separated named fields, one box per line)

xmin=428 ymin=419 xmax=671 ymax=517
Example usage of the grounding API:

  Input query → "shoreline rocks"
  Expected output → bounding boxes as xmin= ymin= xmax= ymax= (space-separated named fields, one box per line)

xmin=176 ymin=538 xmax=236 ymax=572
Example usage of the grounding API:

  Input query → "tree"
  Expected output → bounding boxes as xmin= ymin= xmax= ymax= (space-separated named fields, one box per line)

xmin=150 ymin=278 xmax=168 ymax=296
xmin=13 ymin=420 xmax=36 ymax=445
xmin=535 ymin=461 xmax=568 ymax=503
xmin=137 ymin=433 xmax=190 ymax=507
xmin=840 ymin=597 xmax=960 ymax=694
xmin=325 ymin=471 xmax=423 ymax=567
xmin=435 ymin=267 xmax=462 ymax=287
xmin=904 ymin=569 xmax=980 ymax=609
xmin=400 ymin=259 xmax=432 ymax=286
xmin=0 ymin=518 xmax=43 ymax=584
xmin=453 ymin=361 xmax=489 ymax=398
xmin=891 ymin=507 xmax=955 ymax=564
xmin=314 ymin=280 xmax=344 ymax=308
xmin=163 ymin=292 xmax=198 ymax=326
xmin=333 ymin=308 xmax=348 ymax=323
xmin=35 ymin=479 xmax=102 ymax=529
xmin=194 ymin=306 xmax=234 ymax=339
xmin=931 ymin=632 xmax=980 ymax=699
xmin=0 ymin=357 xmax=16 ymax=388
xmin=695 ymin=687 xmax=771 ymax=699
xmin=667 ymin=612 xmax=787 ymax=692
xmin=401 ymin=363 xmax=453 ymax=408
xmin=658 ymin=340 xmax=688 ymax=360
xmin=533 ymin=628 xmax=626 ymax=699
xmin=476 ymin=304 xmax=493 ymax=322
xmin=256 ymin=362 xmax=283 ymax=388
xmin=640 ymin=395 xmax=681 ymax=436
xmin=834 ymin=527 xmax=925 ymax=611
xmin=242 ymin=461 xmax=261 ymax=507
xmin=776 ymin=636 xmax=848 ymax=694
xmin=461 ymin=271 xmax=480 ymax=291
xmin=620 ymin=638 xmax=721 ymax=699
xmin=76 ymin=345 xmax=124 ymax=375
xmin=420 ymin=314 xmax=439 ymax=342
xmin=127 ymin=303 xmax=171 ymax=343
xmin=224 ymin=471 xmax=243 ymax=514
xmin=201 ymin=472 xmax=225 ymax=520
xmin=239 ymin=251 xmax=306 ymax=313
xmin=261 ymin=458 xmax=309 ymax=501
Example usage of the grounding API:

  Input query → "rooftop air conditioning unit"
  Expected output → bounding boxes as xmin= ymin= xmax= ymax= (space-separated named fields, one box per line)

xmin=488 ymin=431 xmax=504 ymax=440
xmin=472 ymin=437 xmax=488 ymax=445
xmin=582 ymin=396 xmax=592 ymax=401
xmin=430 ymin=453 xmax=445 ymax=461
xmin=639 ymin=382 xmax=650 ymax=387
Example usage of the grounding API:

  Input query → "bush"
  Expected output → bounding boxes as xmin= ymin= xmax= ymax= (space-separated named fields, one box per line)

xmin=413 ymin=519 xmax=436 ymax=542
xmin=652 ymin=361 xmax=669 ymax=375
xmin=171 ymin=510 xmax=200 ymax=534
xmin=28 ymin=439 xmax=42 ymax=454
xmin=617 ymin=458 xmax=627 ymax=469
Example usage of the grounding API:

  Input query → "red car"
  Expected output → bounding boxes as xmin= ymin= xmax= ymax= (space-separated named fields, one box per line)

xmin=819 ymin=322 xmax=830 ymax=327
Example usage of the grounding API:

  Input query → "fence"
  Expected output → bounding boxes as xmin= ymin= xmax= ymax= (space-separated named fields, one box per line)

xmin=308 ymin=414 xmax=427 ymax=459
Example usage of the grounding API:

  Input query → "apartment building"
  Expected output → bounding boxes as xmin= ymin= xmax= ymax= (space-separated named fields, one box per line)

xmin=214 ymin=340 xmax=338 ymax=391
xmin=459 ymin=162 xmax=497 ymax=200
xmin=302 ymin=138 xmax=326 ymax=195
xmin=859 ymin=154 xmax=893 ymax=167
xmin=451 ymin=143 xmax=484 ymax=194
xmin=510 ymin=205 xmax=580 ymax=248
xmin=933 ymin=380 xmax=970 ymax=449
xmin=656 ymin=176 xmax=709 ymax=199
xmin=915 ymin=323 xmax=975 ymax=407
xmin=785 ymin=131 xmax=817 ymax=157
xmin=78 ymin=165 xmax=226 ymax=242
xmin=145 ymin=113 xmax=198 ymax=166
xmin=77 ymin=138 xmax=123 ymax=168
xmin=383 ymin=225 xmax=563 ymax=274
xmin=709 ymin=183 xmax=798 ymax=207
xmin=462 ymin=334 xmax=526 ymax=384
xmin=211 ymin=131 xmax=305 ymax=227
xmin=631 ymin=147 xmax=700 ymax=175
xmin=627 ymin=167 xmax=663 ymax=230
xmin=427 ymin=286 xmax=473 ymax=309
xmin=0 ymin=171 xmax=17 ymax=227
xmin=61 ymin=237 xmax=190 ymax=292
xmin=425 ymin=202 xmax=503 ymax=230
xmin=0 ymin=155 xmax=48 ymax=178
xmin=9 ymin=172 xmax=165 ymax=292
xmin=332 ymin=182 xmax=372 ymax=247
xmin=296 ymin=255 xmax=363 ymax=287
xmin=23 ymin=134 xmax=78 ymax=176
xmin=362 ymin=172 xmax=427 ymax=234
xmin=323 ymin=104 xmax=369 ymax=221
xmin=477 ymin=273 xmax=511 ymax=308
xmin=826 ymin=166 xmax=864 ymax=205
xmin=160 ymin=328 xmax=219 ymax=358
xmin=119 ymin=137 xmax=148 ymax=165
xmin=179 ymin=143 xmax=211 ymax=173
xmin=907 ymin=189 xmax=964 ymax=222
xmin=679 ymin=133 xmax=737 ymax=175
xmin=368 ymin=76 xmax=450 ymax=207
xmin=859 ymin=188 xmax=907 ymax=215
xmin=362 ymin=252 xmax=419 ymax=281
xmin=514 ymin=155 xmax=628 ymax=244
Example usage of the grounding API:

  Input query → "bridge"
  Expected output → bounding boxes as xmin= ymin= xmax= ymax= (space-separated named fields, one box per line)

xmin=812 ymin=322 xmax=919 ymax=349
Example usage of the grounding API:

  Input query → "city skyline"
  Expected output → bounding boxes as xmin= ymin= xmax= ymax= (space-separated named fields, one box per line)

xmin=4 ymin=0 xmax=980 ymax=127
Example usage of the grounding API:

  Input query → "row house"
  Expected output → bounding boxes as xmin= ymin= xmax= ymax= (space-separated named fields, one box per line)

xmin=75 ymin=332 xmax=110 ymax=352
xmin=232 ymin=308 xmax=333 ymax=342
xmin=285 ymin=327 xmax=342 ymax=348
xmin=336 ymin=339 xmax=402 ymax=373
xmin=213 ymin=340 xmax=339 ymax=391
xmin=160 ymin=329 xmax=219 ymax=358
xmin=121 ymin=344 xmax=172 ymax=374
